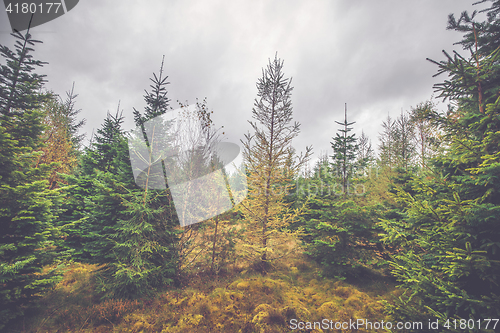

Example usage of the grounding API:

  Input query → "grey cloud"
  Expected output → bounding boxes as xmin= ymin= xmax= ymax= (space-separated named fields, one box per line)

xmin=0 ymin=0 xmax=489 ymax=166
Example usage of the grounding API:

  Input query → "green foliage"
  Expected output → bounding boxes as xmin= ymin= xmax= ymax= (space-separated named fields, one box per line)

xmin=0 ymin=31 xmax=47 ymax=119
xmin=0 ymin=28 xmax=64 ymax=329
xmin=380 ymin=4 xmax=500 ymax=322
xmin=95 ymin=184 xmax=179 ymax=299
xmin=59 ymin=110 xmax=130 ymax=263
xmin=330 ymin=104 xmax=360 ymax=195
xmin=447 ymin=0 xmax=500 ymax=69
xmin=301 ymin=197 xmax=380 ymax=278
xmin=132 ymin=55 xmax=170 ymax=128
xmin=293 ymin=109 xmax=381 ymax=279
xmin=59 ymin=61 xmax=180 ymax=299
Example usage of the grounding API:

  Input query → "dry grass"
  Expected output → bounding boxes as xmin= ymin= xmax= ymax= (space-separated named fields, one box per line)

xmin=7 ymin=255 xmax=397 ymax=333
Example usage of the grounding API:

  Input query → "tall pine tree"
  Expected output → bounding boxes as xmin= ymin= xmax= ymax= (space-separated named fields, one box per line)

xmin=330 ymin=103 xmax=359 ymax=196
xmin=241 ymin=54 xmax=311 ymax=271
xmin=87 ymin=60 xmax=179 ymax=298
xmin=0 ymin=28 xmax=62 ymax=329
xmin=297 ymin=105 xmax=378 ymax=278
xmin=380 ymin=1 xmax=500 ymax=324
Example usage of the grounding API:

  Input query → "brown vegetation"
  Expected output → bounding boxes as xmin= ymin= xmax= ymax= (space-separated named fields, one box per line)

xmin=9 ymin=256 xmax=397 ymax=332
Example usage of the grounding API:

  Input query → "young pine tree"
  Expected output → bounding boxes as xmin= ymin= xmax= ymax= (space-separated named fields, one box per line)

xmin=0 ymin=28 xmax=62 ymax=329
xmin=101 ymin=60 xmax=179 ymax=297
xmin=380 ymin=1 xmax=500 ymax=323
xmin=61 ymin=60 xmax=180 ymax=298
xmin=241 ymin=55 xmax=311 ymax=271
xmin=409 ymin=100 xmax=439 ymax=171
xmin=357 ymin=130 xmax=374 ymax=172
xmin=378 ymin=115 xmax=397 ymax=170
xmin=37 ymin=87 xmax=85 ymax=189
xmin=330 ymin=103 xmax=359 ymax=196
xmin=298 ymin=106 xmax=378 ymax=278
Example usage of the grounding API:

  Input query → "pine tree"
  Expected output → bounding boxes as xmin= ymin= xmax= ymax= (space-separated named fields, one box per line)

xmin=0 ymin=30 xmax=48 ymax=119
xmin=81 ymin=109 xmax=131 ymax=264
xmin=59 ymin=83 xmax=86 ymax=150
xmin=409 ymin=100 xmax=440 ymax=171
xmin=59 ymin=59 xmax=181 ymax=298
xmin=357 ymin=130 xmax=374 ymax=172
xmin=378 ymin=115 xmax=397 ymax=170
xmin=447 ymin=0 xmax=500 ymax=67
xmin=394 ymin=109 xmax=415 ymax=170
xmin=0 ymin=28 xmax=62 ymax=329
xmin=241 ymin=54 xmax=311 ymax=270
xmin=330 ymin=103 xmax=359 ymax=196
xmin=92 ymin=60 xmax=179 ymax=298
xmin=36 ymin=87 xmax=85 ymax=189
xmin=133 ymin=56 xmax=170 ymax=128
xmin=295 ymin=106 xmax=379 ymax=278
xmin=380 ymin=3 xmax=500 ymax=323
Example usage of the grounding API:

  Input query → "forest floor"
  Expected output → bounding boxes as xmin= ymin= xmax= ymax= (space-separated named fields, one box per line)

xmin=7 ymin=256 xmax=399 ymax=333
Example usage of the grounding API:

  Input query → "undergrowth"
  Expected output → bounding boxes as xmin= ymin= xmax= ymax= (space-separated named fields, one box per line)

xmin=7 ymin=258 xmax=397 ymax=332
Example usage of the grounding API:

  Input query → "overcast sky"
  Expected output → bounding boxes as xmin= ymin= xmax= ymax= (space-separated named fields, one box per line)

xmin=0 ymin=0 xmax=491 ymax=168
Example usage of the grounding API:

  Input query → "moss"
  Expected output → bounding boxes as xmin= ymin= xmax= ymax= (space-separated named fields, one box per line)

xmin=236 ymin=281 xmax=250 ymax=290
xmin=252 ymin=306 xmax=286 ymax=333
xmin=252 ymin=310 xmax=268 ymax=323
xmin=281 ymin=304 xmax=311 ymax=322
xmin=10 ymin=257 xmax=395 ymax=333
xmin=317 ymin=301 xmax=338 ymax=317
xmin=344 ymin=290 xmax=367 ymax=308
xmin=177 ymin=314 xmax=204 ymax=327
xmin=253 ymin=303 xmax=273 ymax=313
xmin=122 ymin=313 xmax=154 ymax=332
xmin=334 ymin=285 xmax=353 ymax=298
xmin=303 ymin=286 xmax=316 ymax=296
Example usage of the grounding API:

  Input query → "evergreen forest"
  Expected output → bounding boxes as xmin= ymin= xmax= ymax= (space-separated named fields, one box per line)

xmin=1 ymin=1 xmax=499 ymax=332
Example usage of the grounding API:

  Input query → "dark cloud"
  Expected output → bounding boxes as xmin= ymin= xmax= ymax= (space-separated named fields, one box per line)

xmin=0 ymin=0 xmax=490 ymax=167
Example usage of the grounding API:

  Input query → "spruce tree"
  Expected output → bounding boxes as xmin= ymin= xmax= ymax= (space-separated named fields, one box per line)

xmin=394 ymin=109 xmax=415 ymax=171
xmin=80 ymin=109 xmax=131 ymax=264
xmin=380 ymin=2 xmax=500 ymax=323
xmin=81 ymin=60 xmax=179 ymax=298
xmin=357 ymin=130 xmax=374 ymax=172
xmin=378 ymin=115 xmax=397 ymax=170
xmin=59 ymin=83 xmax=86 ymax=150
xmin=330 ymin=103 xmax=359 ymax=196
xmin=409 ymin=100 xmax=440 ymax=171
xmin=0 ymin=28 xmax=61 ymax=329
xmin=448 ymin=0 xmax=500 ymax=65
xmin=296 ymin=106 xmax=378 ymax=278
